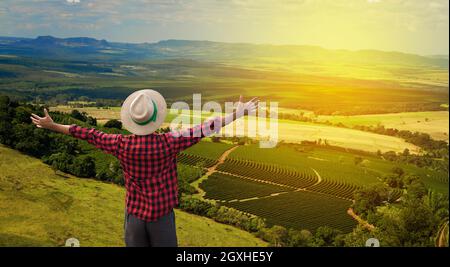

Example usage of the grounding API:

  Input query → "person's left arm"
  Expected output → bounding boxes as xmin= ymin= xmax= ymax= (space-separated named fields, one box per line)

xmin=167 ymin=96 xmax=258 ymax=153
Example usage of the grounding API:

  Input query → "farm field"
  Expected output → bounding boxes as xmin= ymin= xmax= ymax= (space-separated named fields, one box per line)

xmin=3 ymin=50 xmax=447 ymax=117
xmin=53 ymin=106 xmax=122 ymax=125
xmin=201 ymin=172 xmax=291 ymax=202
xmin=225 ymin=191 xmax=356 ymax=233
xmin=199 ymin=172 xmax=357 ymax=232
xmin=216 ymin=158 xmax=318 ymax=189
xmin=264 ymin=119 xmax=420 ymax=153
xmin=228 ymin=144 xmax=449 ymax=195
xmin=0 ymin=145 xmax=267 ymax=247
xmin=177 ymin=141 xmax=235 ymax=168
xmin=178 ymin=140 xmax=447 ymax=233
xmin=52 ymin=105 xmax=421 ymax=154
xmin=315 ymin=111 xmax=449 ymax=142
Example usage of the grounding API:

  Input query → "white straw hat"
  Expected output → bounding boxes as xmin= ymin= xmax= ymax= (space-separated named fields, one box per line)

xmin=120 ymin=89 xmax=167 ymax=135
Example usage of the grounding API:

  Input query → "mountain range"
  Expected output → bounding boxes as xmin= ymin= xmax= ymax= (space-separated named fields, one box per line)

xmin=0 ymin=36 xmax=448 ymax=68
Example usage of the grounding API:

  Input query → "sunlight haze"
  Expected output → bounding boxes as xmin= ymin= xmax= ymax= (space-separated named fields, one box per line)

xmin=0 ymin=0 xmax=448 ymax=55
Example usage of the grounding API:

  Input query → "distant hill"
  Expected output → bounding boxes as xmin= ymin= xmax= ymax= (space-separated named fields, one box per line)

xmin=0 ymin=36 xmax=448 ymax=68
xmin=0 ymin=145 xmax=266 ymax=247
xmin=428 ymin=55 xmax=449 ymax=60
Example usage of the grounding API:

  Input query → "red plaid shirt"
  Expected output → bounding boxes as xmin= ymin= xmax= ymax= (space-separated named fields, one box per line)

xmin=69 ymin=117 xmax=222 ymax=222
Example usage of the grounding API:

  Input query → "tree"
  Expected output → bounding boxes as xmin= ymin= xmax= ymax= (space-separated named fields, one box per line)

xmin=246 ymin=217 xmax=266 ymax=233
xmin=353 ymin=184 xmax=389 ymax=216
xmin=71 ymin=156 xmax=96 ymax=177
xmin=104 ymin=119 xmax=122 ymax=129
xmin=44 ymin=152 xmax=74 ymax=173
xmin=383 ymin=174 xmax=404 ymax=188
xmin=177 ymin=176 xmax=197 ymax=199
xmin=391 ymin=166 xmax=405 ymax=178
xmin=399 ymin=199 xmax=436 ymax=246
xmin=402 ymin=148 xmax=410 ymax=157
xmin=77 ymin=96 xmax=90 ymax=102
xmin=0 ymin=95 xmax=13 ymax=146
xmin=70 ymin=109 xmax=86 ymax=122
xmin=211 ymin=136 xmax=221 ymax=143
xmin=261 ymin=225 xmax=289 ymax=247
xmin=12 ymin=106 xmax=32 ymax=124
xmin=86 ymin=116 xmax=97 ymax=126
xmin=354 ymin=156 xmax=363 ymax=165
xmin=406 ymin=180 xmax=427 ymax=200
xmin=313 ymin=226 xmax=342 ymax=247
xmin=287 ymin=229 xmax=313 ymax=247
xmin=423 ymin=191 xmax=449 ymax=222
xmin=13 ymin=124 xmax=52 ymax=157
xmin=0 ymin=95 xmax=10 ymax=107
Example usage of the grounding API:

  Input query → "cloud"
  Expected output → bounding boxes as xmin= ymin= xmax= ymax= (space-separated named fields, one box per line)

xmin=0 ymin=0 xmax=447 ymax=54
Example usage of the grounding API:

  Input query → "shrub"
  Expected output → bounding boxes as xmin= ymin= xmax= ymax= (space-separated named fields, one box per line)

xmin=103 ymin=119 xmax=122 ymax=129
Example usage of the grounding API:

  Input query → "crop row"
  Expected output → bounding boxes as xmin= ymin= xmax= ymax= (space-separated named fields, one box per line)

xmin=307 ymin=180 xmax=362 ymax=200
xmin=177 ymin=153 xmax=216 ymax=168
xmin=224 ymin=191 xmax=356 ymax=233
xmin=217 ymin=158 xmax=318 ymax=189
xmin=200 ymin=172 xmax=291 ymax=202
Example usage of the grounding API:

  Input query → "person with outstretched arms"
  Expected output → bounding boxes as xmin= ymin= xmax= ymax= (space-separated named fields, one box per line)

xmin=30 ymin=90 xmax=258 ymax=247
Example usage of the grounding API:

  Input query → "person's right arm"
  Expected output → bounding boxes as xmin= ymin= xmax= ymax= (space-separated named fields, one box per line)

xmin=31 ymin=109 xmax=121 ymax=156
xmin=31 ymin=109 xmax=71 ymax=135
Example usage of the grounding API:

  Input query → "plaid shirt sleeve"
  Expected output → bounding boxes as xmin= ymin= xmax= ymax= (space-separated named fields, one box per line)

xmin=167 ymin=116 xmax=222 ymax=153
xmin=69 ymin=125 xmax=122 ymax=156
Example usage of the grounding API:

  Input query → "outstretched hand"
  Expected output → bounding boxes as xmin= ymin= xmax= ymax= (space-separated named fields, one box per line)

xmin=31 ymin=109 xmax=54 ymax=129
xmin=236 ymin=95 xmax=259 ymax=117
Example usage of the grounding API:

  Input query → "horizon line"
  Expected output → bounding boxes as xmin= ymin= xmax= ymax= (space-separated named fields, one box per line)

xmin=0 ymin=34 xmax=449 ymax=57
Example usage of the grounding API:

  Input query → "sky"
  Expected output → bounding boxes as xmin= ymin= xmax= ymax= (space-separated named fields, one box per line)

xmin=0 ymin=0 xmax=448 ymax=55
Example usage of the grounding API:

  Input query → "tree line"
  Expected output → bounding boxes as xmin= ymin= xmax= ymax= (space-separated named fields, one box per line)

xmin=351 ymin=167 xmax=448 ymax=246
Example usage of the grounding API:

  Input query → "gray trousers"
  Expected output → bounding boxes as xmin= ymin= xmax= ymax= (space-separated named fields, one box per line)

xmin=124 ymin=210 xmax=178 ymax=247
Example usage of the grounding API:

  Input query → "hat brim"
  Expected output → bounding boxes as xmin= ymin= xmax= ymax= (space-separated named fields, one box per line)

xmin=121 ymin=89 xmax=167 ymax=135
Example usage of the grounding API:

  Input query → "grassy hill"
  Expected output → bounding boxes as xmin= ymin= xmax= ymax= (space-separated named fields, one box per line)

xmin=0 ymin=145 xmax=266 ymax=247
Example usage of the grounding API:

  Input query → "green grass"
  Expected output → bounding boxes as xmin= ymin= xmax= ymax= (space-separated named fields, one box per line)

xmin=0 ymin=145 xmax=266 ymax=247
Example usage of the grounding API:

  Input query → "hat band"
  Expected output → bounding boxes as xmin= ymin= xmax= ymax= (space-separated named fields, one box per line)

xmin=131 ymin=100 xmax=158 ymax=125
